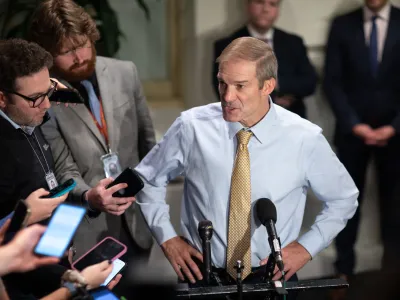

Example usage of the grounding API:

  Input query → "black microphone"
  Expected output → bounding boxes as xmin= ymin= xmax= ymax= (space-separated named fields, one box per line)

xmin=198 ymin=220 xmax=213 ymax=285
xmin=256 ymin=198 xmax=285 ymax=273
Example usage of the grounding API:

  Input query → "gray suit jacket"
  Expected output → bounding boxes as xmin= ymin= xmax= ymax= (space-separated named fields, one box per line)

xmin=41 ymin=56 xmax=156 ymax=257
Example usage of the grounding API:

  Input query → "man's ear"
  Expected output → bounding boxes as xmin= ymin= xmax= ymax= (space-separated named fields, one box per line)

xmin=262 ymin=78 xmax=276 ymax=95
xmin=0 ymin=92 xmax=7 ymax=109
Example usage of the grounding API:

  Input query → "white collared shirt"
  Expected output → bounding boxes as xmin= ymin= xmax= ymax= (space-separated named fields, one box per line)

xmin=135 ymin=99 xmax=359 ymax=268
xmin=363 ymin=2 xmax=391 ymax=62
xmin=247 ymin=24 xmax=275 ymax=50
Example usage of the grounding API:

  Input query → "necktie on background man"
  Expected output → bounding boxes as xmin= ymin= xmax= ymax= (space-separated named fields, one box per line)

xmin=226 ymin=130 xmax=253 ymax=280
xmin=81 ymin=80 xmax=102 ymax=125
xmin=369 ymin=15 xmax=379 ymax=77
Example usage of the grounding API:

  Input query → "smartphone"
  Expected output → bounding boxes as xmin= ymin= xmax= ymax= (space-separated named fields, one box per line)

xmin=89 ymin=286 xmax=119 ymax=300
xmin=1 ymin=200 xmax=31 ymax=244
xmin=42 ymin=178 xmax=76 ymax=198
xmin=106 ymin=167 xmax=144 ymax=198
xmin=101 ymin=258 xmax=126 ymax=286
xmin=71 ymin=237 xmax=127 ymax=271
xmin=50 ymin=88 xmax=84 ymax=104
xmin=34 ymin=203 xmax=86 ymax=257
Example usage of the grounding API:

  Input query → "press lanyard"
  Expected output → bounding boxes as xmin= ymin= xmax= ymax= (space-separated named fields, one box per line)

xmin=89 ymin=98 xmax=111 ymax=154
xmin=23 ymin=131 xmax=51 ymax=175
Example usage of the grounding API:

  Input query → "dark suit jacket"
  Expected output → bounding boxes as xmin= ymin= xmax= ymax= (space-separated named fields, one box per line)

xmin=212 ymin=26 xmax=317 ymax=118
xmin=0 ymin=114 xmax=55 ymax=218
xmin=323 ymin=6 xmax=400 ymax=142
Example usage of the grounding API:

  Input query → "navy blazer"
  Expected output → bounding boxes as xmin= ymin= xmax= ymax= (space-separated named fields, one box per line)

xmin=323 ymin=6 xmax=400 ymax=139
xmin=212 ymin=26 xmax=317 ymax=119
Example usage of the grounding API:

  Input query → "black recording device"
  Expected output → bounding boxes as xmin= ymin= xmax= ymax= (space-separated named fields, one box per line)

xmin=1 ymin=200 xmax=31 ymax=244
xmin=198 ymin=220 xmax=213 ymax=285
xmin=256 ymin=198 xmax=285 ymax=274
xmin=106 ymin=167 xmax=144 ymax=198
xmin=49 ymin=88 xmax=85 ymax=104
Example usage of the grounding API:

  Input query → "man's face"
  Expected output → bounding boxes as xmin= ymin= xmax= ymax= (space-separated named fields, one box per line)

xmin=247 ymin=0 xmax=280 ymax=32
xmin=0 ymin=68 xmax=52 ymax=127
xmin=364 ymin=0 xmax=388 ymax=12
xmin=217 ymin=59 xmax=274 ymax=127
xmin=53 ymin=36 xmax=96 ymax=82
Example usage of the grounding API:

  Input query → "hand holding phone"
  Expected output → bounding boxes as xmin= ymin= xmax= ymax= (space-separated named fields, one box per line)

xmin=101 ymin=258 xmax=126 ymax=286
xmin=72 ymin=237 xmax=127 ymax=271
xmin=50 ymin=87 xmax=85 ymax=104
xmin=85 ymin=176 xmax=136 ymax=215
xmin=25 ymin=188 xmax=69 ymax=224
xmin=42 ymin=179 xmax=76 ymax=199
xmin=1 ymin=200 xmax=31 ymax=244
xmin=0 ymin=224 xmax=59 ymax=276
xmin=106 ymin=167 xmax=144 ymax=198
xmin=34 ymin=204 xmax=86 ymax=258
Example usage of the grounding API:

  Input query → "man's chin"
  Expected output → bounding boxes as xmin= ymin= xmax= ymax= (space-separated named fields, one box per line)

xmin=223 ymin=113 xmax=241 ymax=123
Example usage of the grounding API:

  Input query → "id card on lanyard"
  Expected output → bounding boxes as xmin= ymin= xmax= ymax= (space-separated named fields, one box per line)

xmin=90 ymin=99 xmax=122 ymax=178
xmin=23 ymin=132 xmax=59 ymax=190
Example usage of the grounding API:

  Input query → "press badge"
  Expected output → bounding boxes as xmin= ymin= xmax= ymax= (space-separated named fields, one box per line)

xmin=100 ymin=152 xmax=122 ymax=178
xmin=45 ymin=171 xmax=59 ymax=190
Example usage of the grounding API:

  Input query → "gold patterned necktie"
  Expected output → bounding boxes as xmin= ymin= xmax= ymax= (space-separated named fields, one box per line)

xmin=226 ymin=130 xmax=253 ymax=280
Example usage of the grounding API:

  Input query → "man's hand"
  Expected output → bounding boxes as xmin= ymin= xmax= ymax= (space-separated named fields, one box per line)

xmin=108 ymin=274 xmax=122 ymax=290
xmin=274 ymin=95 xmax=295 ymax=108
xmin=161 ymin=236 xmax=203 ymax=284
xmin=260 ymin=241 xmax=311 ymax=281
xmin=0 ymin=224 xmax=59 ymax=276
xmin=373 ymin=125 xmax=395 ymax=145
xmin=26 ymin=188 xmax=68 ymax=224
xmin=86 ymin=178 xmax=135 ymax=215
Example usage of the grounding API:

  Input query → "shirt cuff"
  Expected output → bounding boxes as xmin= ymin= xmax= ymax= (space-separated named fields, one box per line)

xmin=297 ymin=230 xmax=325 ymax=259
xmin=152 ymin=220 xmax=178 ymax=246
xmin=81 ymin=191 xmax=101 ymax=218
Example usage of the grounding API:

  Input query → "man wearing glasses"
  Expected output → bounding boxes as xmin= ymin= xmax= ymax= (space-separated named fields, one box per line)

xmin=0 ymin=38 xmax=71 ymax=299
xmin=29 ymin=0 xmax=156 ymax=297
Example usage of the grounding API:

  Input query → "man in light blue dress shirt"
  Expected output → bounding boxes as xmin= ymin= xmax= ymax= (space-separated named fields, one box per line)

xmin=135 ymin=37 xmax=358 ymax=288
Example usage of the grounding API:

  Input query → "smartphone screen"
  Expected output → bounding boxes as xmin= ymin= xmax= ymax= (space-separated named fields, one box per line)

xmin=34 ymin=204 xmax=86 ymax=257
xmin=89 ymin=287 xmax=119 ymax=300
xmin=101 ymin=258 xmax=126 ymax=286
xmin=73 ymin=237 xmax=126 ymax=271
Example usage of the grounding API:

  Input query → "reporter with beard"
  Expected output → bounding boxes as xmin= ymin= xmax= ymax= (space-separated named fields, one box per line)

xmin=29 ymin=0 xmax=156 ymax=297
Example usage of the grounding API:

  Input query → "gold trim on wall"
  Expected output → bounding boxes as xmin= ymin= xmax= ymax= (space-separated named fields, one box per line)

xmin=144 ymin=0 xmax=182 ymax=104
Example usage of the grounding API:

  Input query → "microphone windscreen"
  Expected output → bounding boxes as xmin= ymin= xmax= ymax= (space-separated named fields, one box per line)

xmin=256 ymin=198 xmax=277 ymax=224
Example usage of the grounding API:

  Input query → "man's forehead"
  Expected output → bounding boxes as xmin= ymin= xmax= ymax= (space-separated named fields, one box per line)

xmin=218 ymin=60 xmax=256 ymax=78
xmin=59 ymin=35 xmax=87 ymax=51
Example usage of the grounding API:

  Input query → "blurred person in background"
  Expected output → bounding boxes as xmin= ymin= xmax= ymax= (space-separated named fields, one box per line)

xmin=29 ymin=0 xmax=156 ymax=297
xmin=324 ymin=0 xmax=400 ymax=299
xmin=213 ymin=0 xmax=317 ymax=119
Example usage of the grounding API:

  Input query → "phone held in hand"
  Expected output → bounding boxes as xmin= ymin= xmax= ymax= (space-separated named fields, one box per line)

xmin=106 ymin=167 xmax=144 ymax=198
xmin=1 ymin=200 xmax=31 ymax=244
xmin=42 ymin=178 xmax=76 ymax=198
xmin=101 ymin=258 xmax=126 ymax=286
xmin=49 ymin=88 xmax=84 ymax=104
xmin=34 ymin=203 xmax=86 ymax=258
xmin=71 ymin=237 xmax=127 ymax=271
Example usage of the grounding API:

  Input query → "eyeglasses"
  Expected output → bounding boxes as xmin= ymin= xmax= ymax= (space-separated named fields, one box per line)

xmin=2 ymin=79 xmax=58 ymax=108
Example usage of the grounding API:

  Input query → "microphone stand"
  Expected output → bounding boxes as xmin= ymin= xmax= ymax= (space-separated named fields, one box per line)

xmin=234 ymin=260 xmax=243 ymax=300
